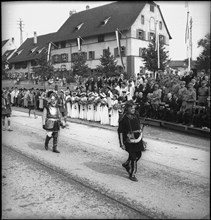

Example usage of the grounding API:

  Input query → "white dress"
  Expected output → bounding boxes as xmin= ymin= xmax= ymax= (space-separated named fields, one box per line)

xmin=87 ymin=99 xmax=94 ymax=121
xmin=94 ymin=100 xmax=101 ymax=122
xmin=79 ymin=97 xmax=87 ymax=120
xmin=66 ymin=95 xmax=71 ymax=117
xmin=110 ymin=100 xmax=119 ymax=126
xmin=100 ymin=98 xmax=109 ymax=125
xmin=71 ymin=96 xmax=79 ymax=118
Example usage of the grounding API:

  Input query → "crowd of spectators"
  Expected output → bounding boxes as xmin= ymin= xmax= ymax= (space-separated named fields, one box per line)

xmin=2 ymin=69 xmax=210 ymax=130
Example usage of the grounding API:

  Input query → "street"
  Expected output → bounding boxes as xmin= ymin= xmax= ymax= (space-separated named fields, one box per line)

xmin=2 ymin=110 xmax=210 ymax=219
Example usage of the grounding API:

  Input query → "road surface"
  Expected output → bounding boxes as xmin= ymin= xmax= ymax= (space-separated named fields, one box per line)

xmin=2 ymin=110 xmax=210 ymax=219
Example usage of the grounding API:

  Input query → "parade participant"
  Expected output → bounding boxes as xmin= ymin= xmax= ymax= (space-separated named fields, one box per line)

xmin=2 ymin=88 xmax=13 ymax=131
xmin=110 ymin=94 xmax=120 ymax=126
xmin=27 ymin=88 xmax=38 ymax=118
xmin=198 ymin=80 xmax=209 ymax=106
xmin=42 ymin=91 xmax=65 ymax=153
xmin=87 ymin=92 xmax=95 ymax=121
xmin=100 ymin=92 xmax=109 ymax=125
xmin=118 ymin=100 xmax=145 ymax=182
xmin=93 ymin=92 xmax=101 ymax=122
xmin=65 ymin=90 xmax=72 ymax=118
xmin=79 ymin=92 xmax=88 ymax=120
xmin=57 ymin=90 xmax=68 ymax=126
xmin=71 ymin=91 xmax=79 ymax=119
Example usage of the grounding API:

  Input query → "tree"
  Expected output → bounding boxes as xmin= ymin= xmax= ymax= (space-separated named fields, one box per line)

xmin=97 ymin=47 xmax=118 ymax=77
xmin=31 ymin=50 xmax=54 ymax=81
xmin=196 ymin=33 xmax=210 ymax=72
xmin=72 ymin=52 xmax=90 ymax=77
xmin=142 ymin=39 xmax=169 ymax=72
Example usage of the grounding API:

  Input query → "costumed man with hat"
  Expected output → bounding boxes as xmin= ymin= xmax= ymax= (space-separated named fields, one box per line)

xmin=42 ymin=91 xmax=65 ymax=153
xmin=118 ymin=100 xmax=145 ymax=181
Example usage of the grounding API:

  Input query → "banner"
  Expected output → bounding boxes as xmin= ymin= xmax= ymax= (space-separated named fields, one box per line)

xmin=47 ymin=42 xmax=52 ymax=62
xmin=77 ymin=37 xmax=83 ymax=51
xmin=185 ymin=11 xmax=189 ymax=44
xmin=115 ymin=29 xmax=125 ymax=70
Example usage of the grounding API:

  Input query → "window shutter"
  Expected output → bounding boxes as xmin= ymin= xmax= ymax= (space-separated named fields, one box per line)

xmin=136 ymin=29 xmax=140 ymax=39
xmin=148 ymin=32 xmax=151 ymax=41
xmin=121 ymin=46 xmax=125 ymax=56
xmin=143 ymin=31 xmax=146 ymax=40
xmin=93 ymin=51 xmax=95 ymax=59
xmin=139 ymin=48 xmax=143 ymax=57
xmin=114 ymin=48 xmax=118 ymax=57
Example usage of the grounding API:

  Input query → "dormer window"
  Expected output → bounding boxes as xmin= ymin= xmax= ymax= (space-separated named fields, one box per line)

xmin=37 ymin=47 xmax=45 ymax=54
xmin=101 ymin=17 xmax=111 ymax=26
xmin=16 ymin=49 xmax=23 ymax=56
xmin=76 ymin=23 xmax=84 ymax=30
xmin=30 ymin=47 xmax=37 ymax=53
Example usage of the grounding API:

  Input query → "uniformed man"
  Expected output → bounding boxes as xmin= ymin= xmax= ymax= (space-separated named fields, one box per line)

xmin=42 ymin=91 xmax=65 ymax=153
xmin=118 ymin=100 xmax=145 ymax=182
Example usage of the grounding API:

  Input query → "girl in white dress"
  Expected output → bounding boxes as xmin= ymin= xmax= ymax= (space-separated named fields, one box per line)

xmin=100 ymin=93 xmax=109 ymax=125
xmin=86 ymin=92 xmax=95 ymax=121
xmin=110 ymin=94 xmax=120 ymax=126
xmin=71 ymin=92 xmax=79 ymax=118
xmin=65 ymin=91 xmax=72 ymax=118
xmin=93 ymin=93 xmax=101 ymax=122
xmin=79 ymin=92 xmax=87 ymax=120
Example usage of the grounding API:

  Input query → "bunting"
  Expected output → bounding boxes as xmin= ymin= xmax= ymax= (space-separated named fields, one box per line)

xmin=47 ymin=42 xmax=52 ymax=62
xmin=115 ymin=29 xmax=125 ymax=70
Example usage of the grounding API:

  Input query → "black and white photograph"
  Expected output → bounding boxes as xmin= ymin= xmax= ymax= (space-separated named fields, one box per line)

xmin=2 ymin=1 xmax=210 ymax=219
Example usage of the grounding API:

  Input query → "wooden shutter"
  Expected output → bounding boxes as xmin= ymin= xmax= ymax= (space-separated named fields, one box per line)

xmin=114 ymin=47 xmax=118 ymax=57
xmin=139 ymin=48 xmax=143 ymax=57
xmin=136 ymin=29 xmax=140 ymax=38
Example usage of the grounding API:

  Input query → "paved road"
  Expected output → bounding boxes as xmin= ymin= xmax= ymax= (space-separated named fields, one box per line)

xmin=2 ymin=145 xmax=147 ymax=219
xmin=2 ymin=110 xmax=210 ymax=219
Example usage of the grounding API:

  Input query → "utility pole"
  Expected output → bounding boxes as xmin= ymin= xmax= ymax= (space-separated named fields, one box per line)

xmin=17 ymin=18 xmax=24 ymax=46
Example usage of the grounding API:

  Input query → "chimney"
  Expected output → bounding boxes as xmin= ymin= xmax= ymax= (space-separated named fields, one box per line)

xmin=69 ymin=10 xmax=76 ymax=17
xmin=34 ymin=31 xmax=37 ymax=44
xmin=86 ymin=5 xmax=90 ymax=10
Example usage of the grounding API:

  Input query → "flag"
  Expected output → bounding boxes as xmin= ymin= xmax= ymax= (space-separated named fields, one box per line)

xmin=185 ymin=11 xmax=189 ymax=44
xmin=77 ymin=36 xmax=83 ymax=51
xmin=115 ymin=29 xmax=125 ymax=70
xmin=155 ymin=21 xmax=159 ymax=51
xmin=47 ymin=42 xmax=52 ymax=62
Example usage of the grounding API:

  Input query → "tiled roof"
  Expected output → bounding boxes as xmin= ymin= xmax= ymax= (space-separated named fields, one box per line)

xmin=2 ymin=39 xmax=9 ymax=47
xmin=2 ymin=49 xmax=16 ymax=62
xmin=8 ymin=32 xmax=55 ymax=63
xmin=52 ymin=1 xmax=169 ymax=42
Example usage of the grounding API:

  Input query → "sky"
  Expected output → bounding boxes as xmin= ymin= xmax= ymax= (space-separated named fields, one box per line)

xmin=1 ymin=1 xmax=210 ymax=61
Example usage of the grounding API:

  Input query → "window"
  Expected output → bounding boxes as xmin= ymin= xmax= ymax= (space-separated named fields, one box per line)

xmin=101 ymin=17 xmax=111 ymax=26
xmin=141 ymin=15 xmax=144 ymax=25
xmin=30 ymin=47 xmax=37 ymax=53
xmin=60 ymin=41 xmax=66 ymax=48
xmin=149 ymin=32 xmax=156 ymax=41
xmin=137 ymin=29 xmax=145 ymax=40
xmin=89 ymin=51 xmax=95 ymax=60
xmin=71 ymin=53 xmax=78 ymax=61
xmin=53 ymin=54 xmax=61 ymax=63
xmin=114 ymin=46 xmax=125 ymax=57
xmin=98 ymin=35 xmax=104 ymax=42
xmin=103 ymin=49 xmax=108 ymax=56
xmin=150 ymin=5 xmax=154 ymax=12
xmin=37 ymin=47 xmax=45 ymax=54
xmin=76 ymin=23 xmax=84 ymax=30
xmin=159 ymin=21 xmax=162 ymax=30
xmin=159 ymin=35 xmax=166 ymax=44
xmin=139 ymin=48 xmax=143 ymax=57
xmin=61 ymin=53 xmax=68 ymax=62
xmin=81 ymin=52 xmax=87 ymax=60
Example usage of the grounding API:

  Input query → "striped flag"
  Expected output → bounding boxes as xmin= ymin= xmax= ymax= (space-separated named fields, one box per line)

xmin=115 ymin=29 xmax=125 ymax=70
xmin=77 ymin=36 xmax=83 ymax=51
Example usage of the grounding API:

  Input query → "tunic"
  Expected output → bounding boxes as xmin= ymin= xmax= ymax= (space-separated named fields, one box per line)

xmin=110 ymin=99 xmax=119 ymax=126
xmin=100 ymin=98 xmax=109 ymax=125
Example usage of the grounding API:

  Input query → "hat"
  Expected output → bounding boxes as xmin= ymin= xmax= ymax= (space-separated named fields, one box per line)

xmin=100 ymin=93 xmax=106 ymax=98
xmin=47 ymin=90 xmax=58 ymax=99
xmin=125 ymin=100 xmax=136 ymax=108
xmin=72 ymin=91 xmax=77 ymax=95
xmin=81 ymin=92 xmax=86 ymax=96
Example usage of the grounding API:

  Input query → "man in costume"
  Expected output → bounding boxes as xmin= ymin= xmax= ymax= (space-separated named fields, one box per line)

xmin=2 ymin=88 xmax=13 ymax=131
xmin=42 ymin=91 xmax=65 ymax=153
xmin=118 ymin=100 xmax=145 ymax=182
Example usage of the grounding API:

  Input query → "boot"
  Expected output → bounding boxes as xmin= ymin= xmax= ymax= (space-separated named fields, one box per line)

xmin=129 ymin=160 xmax=138 ymax=182
xmin=44 ymin=135 xmax=52 ymax=150
xmin=53 ymin=136 xmax=60 ymax=153
xmin=122 ymin=159 xmax=131 ymax=174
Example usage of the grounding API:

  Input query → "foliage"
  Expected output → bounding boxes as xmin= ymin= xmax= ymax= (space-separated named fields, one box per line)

xmin=72 ymin=52 xmax=90 ymax=77
xmin=142 ymin=39 xmax=169 ymax=72
xmin=96 ymin=47 xmax=118 ymax=77
xmin=196 ymin=33 xmax=210 ymax=72
xmin=31 ymin=50 xmax=54 ymax=81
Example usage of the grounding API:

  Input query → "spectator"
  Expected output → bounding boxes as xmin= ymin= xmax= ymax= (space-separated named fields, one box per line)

xmin=198 ymin=80 xmax=209 ymax=106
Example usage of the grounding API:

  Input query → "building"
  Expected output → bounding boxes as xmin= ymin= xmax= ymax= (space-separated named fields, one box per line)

xmin=8 ymin=1 xmax=172 ymax=79
xmin=7 ymin=32 xmax=55 ymax=79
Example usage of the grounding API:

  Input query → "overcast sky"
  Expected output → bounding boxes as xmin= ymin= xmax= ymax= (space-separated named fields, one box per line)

xmin=1 ymin=1 xmax=210 ymax=61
